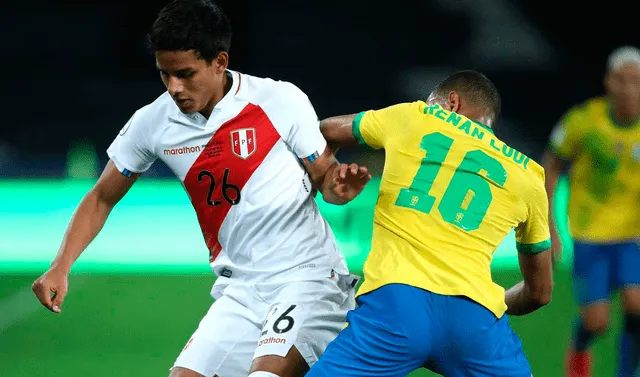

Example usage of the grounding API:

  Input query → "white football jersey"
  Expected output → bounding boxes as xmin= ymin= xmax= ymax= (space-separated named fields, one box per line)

xmin=107 ymin=70 xmax=349 ymax=296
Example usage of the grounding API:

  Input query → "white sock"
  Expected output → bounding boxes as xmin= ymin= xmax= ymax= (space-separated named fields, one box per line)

xmin=248 ymin=372 xmax=280 ymax=377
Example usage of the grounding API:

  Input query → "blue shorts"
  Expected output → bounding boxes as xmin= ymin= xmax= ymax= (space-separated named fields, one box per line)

xmin=307 ymin=284 xmax=531 ymax=377
xmin=573 ymin=241 xmax=640 ymax=305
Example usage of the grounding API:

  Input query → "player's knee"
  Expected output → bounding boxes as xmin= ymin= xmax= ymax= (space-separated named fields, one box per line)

xmin=622 ymin=287 xmax=640 ymax=313
xmin=582 ymin=315 xmax=609 ymax=335
xmin=581 ymin=303 xmax=610 ymax=335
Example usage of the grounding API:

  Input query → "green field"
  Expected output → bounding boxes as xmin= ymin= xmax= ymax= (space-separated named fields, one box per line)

xmin=0 ymin=176 xmax=622 ymax=376
xmin=0 ymin=269 xmax=621 ymax=377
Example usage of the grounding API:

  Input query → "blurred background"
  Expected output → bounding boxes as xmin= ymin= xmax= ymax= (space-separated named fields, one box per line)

xmin=1 ymin=0 xmax=636 ymax=376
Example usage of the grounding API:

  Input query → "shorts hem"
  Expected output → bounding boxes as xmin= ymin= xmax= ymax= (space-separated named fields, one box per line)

xmin=170 ymin=363 xmax=211 ymax=377
xmin=576 ymin=297 xmax=610 ymax=307
xmin=295 ymin=342 xmax=318 ymax=367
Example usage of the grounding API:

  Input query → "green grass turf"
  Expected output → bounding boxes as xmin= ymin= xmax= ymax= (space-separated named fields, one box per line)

xmin=0 ymin=269 xmax=621 ymax=377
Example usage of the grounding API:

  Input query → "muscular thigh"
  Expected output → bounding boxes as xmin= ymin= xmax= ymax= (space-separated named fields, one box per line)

xmin=172 ymin=285 xmax=265 ymax=377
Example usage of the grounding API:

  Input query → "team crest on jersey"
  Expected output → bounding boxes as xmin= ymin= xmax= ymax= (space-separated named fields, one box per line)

xmin=231 ymin=128 xmax=256 ymax=159
xmin=632 ymin=144 xmax=640 ymax=162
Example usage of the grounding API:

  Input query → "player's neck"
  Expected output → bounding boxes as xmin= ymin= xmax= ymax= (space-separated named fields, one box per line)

xmin=457 ymin=106 xmax=493 ymax=129
xmin=200 ymin=71 xmax=233 ymax=119
xmin=466 ymin=111 xmax=493 ymax=129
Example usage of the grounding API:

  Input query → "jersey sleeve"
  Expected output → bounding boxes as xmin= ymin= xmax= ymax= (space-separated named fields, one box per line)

xmin=106 ymin=110 xmax=157 ymax=175
xmin=548 ymin=105 xmax=587 ymax=160
xmin=515 ymin=176 xmax=552 ymax=254
xmin=279 ymin=82 xmax=327 ymax=162
xmin=352 ymin=102 xmax=417 ymax=150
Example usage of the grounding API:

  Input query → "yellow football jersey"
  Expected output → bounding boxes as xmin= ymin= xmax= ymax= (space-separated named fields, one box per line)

xmin=550 ymin=97 xmax=640 ymax=242
xmin=353 ymin=101 xmax=551 ymax=318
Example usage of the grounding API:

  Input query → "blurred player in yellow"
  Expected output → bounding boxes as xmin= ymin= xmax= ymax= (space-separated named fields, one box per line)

xmin=544 ymin=46 xmax=640 ymax=377
xmin=306 ymin=70 xmax=554 ymax=377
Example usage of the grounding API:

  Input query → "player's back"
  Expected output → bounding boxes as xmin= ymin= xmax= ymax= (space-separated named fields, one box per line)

xmin=354 ymin=101 xmax=550 ymax=317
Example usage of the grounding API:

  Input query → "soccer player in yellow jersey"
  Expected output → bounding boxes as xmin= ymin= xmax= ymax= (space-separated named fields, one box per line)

xmin=306 ymin=70 xmax=554 ymax=377
xmin=544 ymin=46 xmax=640 ymax=377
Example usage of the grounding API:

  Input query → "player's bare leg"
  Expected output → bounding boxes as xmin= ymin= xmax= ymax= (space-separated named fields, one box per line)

xmin=567 ymin=302 xmax=610 ymax=377
xmin=168 ymin=366 xmax=209 ymax=377
xmin=248 ymin=346 xmax=309 ymax=377
xmin=580 ymin=301 xmax=611 ymax=335
xmin=620 ymin=287 xmax=640 ymax=377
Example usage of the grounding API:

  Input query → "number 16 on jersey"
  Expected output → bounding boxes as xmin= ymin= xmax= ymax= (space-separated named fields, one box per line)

xmin=396 ymin=132 xmax=507 ymax=231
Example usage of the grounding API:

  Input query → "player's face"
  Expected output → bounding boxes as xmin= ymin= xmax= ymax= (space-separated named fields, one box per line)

xmin=156 ymin=50 xmax=228 ymax=115
xmin=605 ymin=64 xmax=640 ymax=115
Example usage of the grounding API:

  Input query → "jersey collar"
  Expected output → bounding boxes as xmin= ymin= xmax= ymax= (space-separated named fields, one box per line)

xmin=211 ymin=69 xmax=240 ymax=115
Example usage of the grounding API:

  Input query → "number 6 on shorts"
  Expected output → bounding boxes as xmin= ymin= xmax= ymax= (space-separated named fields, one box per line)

xmin=255 ymin=302 xmax=309 ymax=359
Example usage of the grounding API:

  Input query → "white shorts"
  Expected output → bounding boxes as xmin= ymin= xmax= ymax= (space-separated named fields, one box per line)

xmin=172 ymin=274 xmax=358 ymax=377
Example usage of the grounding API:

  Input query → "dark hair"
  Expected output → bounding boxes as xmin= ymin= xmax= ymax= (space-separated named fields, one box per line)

xmin=434 ymin=70 xmax=501 ymax=120
xmin=147 ymin=0 xmax=232 ymax=62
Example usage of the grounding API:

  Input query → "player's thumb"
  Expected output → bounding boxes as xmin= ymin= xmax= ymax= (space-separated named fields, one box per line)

xmin=51 ymin=288 xmax=67 ymax=314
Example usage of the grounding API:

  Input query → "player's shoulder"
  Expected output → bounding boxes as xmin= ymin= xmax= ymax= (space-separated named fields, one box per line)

xmin=365 ymin=101 xmax=425 ymax=122
xmin=522 ymin=155 xmax=545 ymax=183
xmin=235 ymin=71 xmax=309 ymax=106
xmin=563 ymin=96 xmax=606 ymax=120
xmin=125 ymin=92 xmax=177 ymax=134
xmin=380 ymin=100 xmax=424 ymax=114
xmin=485 ymin=131 xmax=544 ymax=186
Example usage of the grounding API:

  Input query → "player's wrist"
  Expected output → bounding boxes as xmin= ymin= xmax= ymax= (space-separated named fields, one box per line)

xmin=50 ymin=258 xmax=72 ymax=275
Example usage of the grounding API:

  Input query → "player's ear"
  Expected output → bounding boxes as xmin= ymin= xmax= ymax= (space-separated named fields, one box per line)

xmin=604 ymin=71 xmax=614 ymax=93
xmin=447 ymin=91 xmax=461 ymax=113
xmin=212 ymin=52 xmax=229 ymax=73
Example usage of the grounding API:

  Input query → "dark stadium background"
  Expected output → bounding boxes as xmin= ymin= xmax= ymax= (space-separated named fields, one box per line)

xmin=1 ymin=1 xmax=636 ymax=376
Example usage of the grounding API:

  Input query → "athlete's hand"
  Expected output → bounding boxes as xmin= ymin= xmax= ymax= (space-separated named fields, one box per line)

xmin=550 ymin=229 xmax=563 ymax=268
xmin=32 ymin=267 xmax=69 ymax=314
xmin=331 ymin=163 xmax=371 ymax=203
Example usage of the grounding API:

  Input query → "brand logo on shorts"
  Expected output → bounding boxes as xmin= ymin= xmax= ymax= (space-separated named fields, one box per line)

xmin=231 ymin=128 xmax=256 ymax=159
xmin=258 ymin=336 xmax=286 ymax=347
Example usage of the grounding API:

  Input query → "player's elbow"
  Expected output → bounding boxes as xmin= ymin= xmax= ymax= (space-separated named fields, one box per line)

xmin=532 ymin=290 xmax=552 ymax=308
xmin=530 ymin=281 xmax=553 ymax=307
xmin=319 ymin=115 xmax=358 ymax=148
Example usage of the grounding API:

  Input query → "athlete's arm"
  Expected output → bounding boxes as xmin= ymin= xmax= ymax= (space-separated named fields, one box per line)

xmin=319 ymin=113 xmax=359 ymax=152
xmin=505 ymin=249 xmax=553 ymax=316
xmin=542 ymin=150 xmax=567 ymax=266
xmin=32 ymin=160 xmax=138 ymax=313
xmin=302 ymin=147 xmax=371 ymax=205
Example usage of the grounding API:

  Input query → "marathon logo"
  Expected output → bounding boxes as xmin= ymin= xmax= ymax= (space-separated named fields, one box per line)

xmin=163 ymin=145 xmax=204 ymax=156
xmin=258 ymin=337 xmax=286 ymax=346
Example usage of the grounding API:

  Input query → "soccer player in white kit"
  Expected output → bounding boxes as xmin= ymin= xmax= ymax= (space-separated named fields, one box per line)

xmin=31 ymin=1 xmax=370 ymax=377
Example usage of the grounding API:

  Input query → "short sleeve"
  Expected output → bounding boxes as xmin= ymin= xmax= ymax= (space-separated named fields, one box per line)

xmin=106 ymin=110 xmax=157 ymax=175
xmin=549 ymin=105 xmax=586 ymax=160
xmin=279 ymin=82 xmax=327 ymax=161
xmin=352 ymin=102 xmax=417 ymax=150
xmin=515 ymin=177 xmax=552 ymax=254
